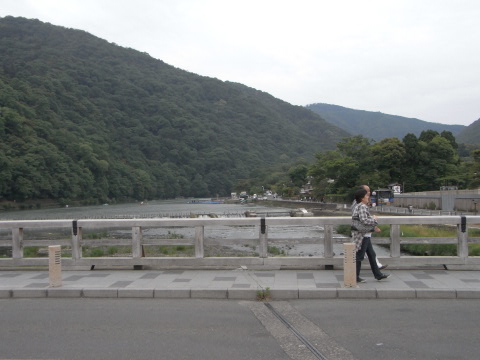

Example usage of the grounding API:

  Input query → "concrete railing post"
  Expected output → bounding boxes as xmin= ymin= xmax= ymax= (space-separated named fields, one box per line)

xmin=71 ymin=220 xmax=82 ymax=260
xmin=390 ymin=224 xmax=401 ymax=258
xmin=195 ymin=226 xmax=204 ymax=258
xmin=12 ymin=227 xmax=24 ymax=259
xmin=259 ymin=217 xmax=267 ymax=258
xmin=457 ymin=216 xmax=468 ymax=259
xmin=132 ymin=226 xmax=143 ymax=270
xmin=323 ymin=224 xmax=334 ymax=269
xmin=132 ymin=226 xmax=143 ymax=258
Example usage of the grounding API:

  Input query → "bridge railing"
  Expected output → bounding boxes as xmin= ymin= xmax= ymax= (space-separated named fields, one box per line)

xmin=0 ymin=216 xmax=479 ymax=269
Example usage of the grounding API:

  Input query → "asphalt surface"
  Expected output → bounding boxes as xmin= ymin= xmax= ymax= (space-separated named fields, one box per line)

xmin=1 ymin=298 xmax=479 ymax=360
xmin=2 ymin=268 xmax=480 ymax=359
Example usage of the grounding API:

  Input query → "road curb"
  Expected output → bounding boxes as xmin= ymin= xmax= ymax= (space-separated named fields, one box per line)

xmin=2 ymin=287 xmax=480 ymax=299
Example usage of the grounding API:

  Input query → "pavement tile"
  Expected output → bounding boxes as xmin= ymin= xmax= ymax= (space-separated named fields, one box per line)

xmin=404 ymin=281 xmax=429 ymax=289
xmin=109 ymin=281 xmax=134 ymax=288
xmin=1 ymin=269 xmax=480 ymax=300
xmin=87 ymin=273 xmax=111 ymax=278
xmin=213 ymin=276 xmax=237 ymax=281
xmin=231 ymin=284 xmax=251 ymax=288
xmin=413 ymin=273 xmax=434 ymax=280
xmin=31 ymin=273 xmax=49 ymax=279
xmin=24 ymin=282 xmax=49 ymax=288
xmin=315 ymin=283 xmax=340 ymax=288
xmin=254 ymin=272 xmax=275 ymax=278
xmin=140 ymin=273 xmax=162 ymax=279
xmin=64 ymin=275 xmax=87 ymax=281
xmin=0 ymin=273 xmax=21 ymax=278
xmin=297 ymin=273 xmax=314 ymax=279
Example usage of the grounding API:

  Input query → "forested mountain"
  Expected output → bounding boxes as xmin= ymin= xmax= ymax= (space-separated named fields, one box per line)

xmin=306 ymin=103 xmax=465 ymax=142
xmin=0 ymin=16 xmax=350 ymax=203
xmin=456 ymin=118 xmax=480 ymax=145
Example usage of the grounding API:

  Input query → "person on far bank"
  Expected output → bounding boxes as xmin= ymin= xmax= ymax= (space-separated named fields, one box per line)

xmin=356 ymin=185 xmax=388 ymax=270
xmin=352 ymin=188 xmax=390 ymax=282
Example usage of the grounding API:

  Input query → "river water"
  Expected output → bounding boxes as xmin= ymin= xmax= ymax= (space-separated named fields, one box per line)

xmin=0 ymin=199 xmax=291 ymax=220
xmin=0 ymin=200 xmax=392 ymax=258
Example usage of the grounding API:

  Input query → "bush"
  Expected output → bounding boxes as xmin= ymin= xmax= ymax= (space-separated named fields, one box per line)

xmin=336 ymin=225 xmax=351 ymax=236
xmin=24 ymin=246 xmax=41 ymax=257
xmin=107 ymin=246 xmax=118 ymax=255
xmin=83 ymin=247 xmax=105 ymax=257
xmin=427 ymin=201 xmax=437 ymax=210
xmin=268 ymin=246 xmax=284 ymax=256
xmin=89 ymin=248 xmax=105 ymax=257
xmin=401 ymin=244 xmax=457 ymax=256
xmin=469 ymin=244 xmax=480 ymax=256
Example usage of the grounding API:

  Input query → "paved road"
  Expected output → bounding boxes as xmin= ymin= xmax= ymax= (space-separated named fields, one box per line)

xmin=1 ymin=298 xmax=479 ymax=360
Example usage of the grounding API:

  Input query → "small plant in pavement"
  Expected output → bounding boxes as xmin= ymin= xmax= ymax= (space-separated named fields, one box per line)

xmin=256 ymin=287 xmax=271 ymax=301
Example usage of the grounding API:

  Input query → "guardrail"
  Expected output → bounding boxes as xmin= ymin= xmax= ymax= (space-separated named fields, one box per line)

xmin=372 ymin=205 xmax=476 ymax=216
xmin=0 ymin=216 xmax=479 ymax=270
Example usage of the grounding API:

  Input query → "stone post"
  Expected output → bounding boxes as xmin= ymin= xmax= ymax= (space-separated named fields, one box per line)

xmin=343 ymin=243 xmax=357 ymax=288
xmin=49 ymin=245 xmax=62 ymax=288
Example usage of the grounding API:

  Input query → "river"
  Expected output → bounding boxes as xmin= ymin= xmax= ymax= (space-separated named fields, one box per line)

xmin=0 ymin=199 xmax=292 ymax=220
xmin=0 ymin=199 xmax=392 ymax=258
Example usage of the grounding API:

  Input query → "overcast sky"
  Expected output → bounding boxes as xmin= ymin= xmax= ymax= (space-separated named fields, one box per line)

xmin=2 ymin=0 xmax=479 ymax=126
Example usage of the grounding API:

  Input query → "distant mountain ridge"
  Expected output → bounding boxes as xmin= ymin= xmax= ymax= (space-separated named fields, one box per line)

xmin=455 ymin=118 xmax=480 ymax=145
xmin=306 ymin=103 xmax=465 ymax=141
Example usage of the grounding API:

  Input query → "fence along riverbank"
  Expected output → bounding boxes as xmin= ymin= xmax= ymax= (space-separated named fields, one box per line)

xmin=1 ymin=215 xmax=480 ymax=270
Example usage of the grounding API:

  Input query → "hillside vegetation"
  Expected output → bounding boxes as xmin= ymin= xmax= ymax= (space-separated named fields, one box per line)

xmin=306 ymin=103 xmax=465 ymax=141
xmin=455 ymin=118 xmax=480 ymax=145
xmin=0 ymin=17 xmax=350 ymax=204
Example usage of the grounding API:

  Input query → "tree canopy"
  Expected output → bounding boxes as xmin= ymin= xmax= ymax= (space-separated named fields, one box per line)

xmin=309 ymin=131 xmax=465 ymax=197
xmin=0 ymin=17 xmax=349 ymax=204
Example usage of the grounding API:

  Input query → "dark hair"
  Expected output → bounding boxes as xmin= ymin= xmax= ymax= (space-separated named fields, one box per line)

xmin=354 ymin=188 xmax=368 ymax=203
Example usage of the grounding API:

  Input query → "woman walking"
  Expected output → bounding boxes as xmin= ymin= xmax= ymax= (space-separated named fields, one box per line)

xmin=352 ymin=188 xmax=390 ymax=282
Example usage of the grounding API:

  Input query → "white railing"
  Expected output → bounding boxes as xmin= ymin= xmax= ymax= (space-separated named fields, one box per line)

xmin=0 ymin=216 xmax=479 ymax=269
xmin=372 ymin=205 xmax=475 ymax=216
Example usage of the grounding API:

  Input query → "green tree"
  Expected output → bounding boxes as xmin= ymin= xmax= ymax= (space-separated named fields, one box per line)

xmin=371 ymin=138 xmax=406 ymax=185
xmin=419 ymin=130 xmax=440 ymax=143
xmin=288 ymin=164 xmax=309 ymax=187
xmin=310 ymin=136 xmax=373 ymax=194
xmin=401 ymin=133 xmax=422 ymax=192
xmin=310 ymin=150 xmax=360 ymax=194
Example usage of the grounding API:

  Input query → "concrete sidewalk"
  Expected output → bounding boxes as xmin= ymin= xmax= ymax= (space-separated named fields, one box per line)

xmin=1 ymin=268 xmax=480 ymax=300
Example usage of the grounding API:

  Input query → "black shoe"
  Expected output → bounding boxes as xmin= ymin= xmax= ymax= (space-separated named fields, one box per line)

xmin=376 ymin=274 xmax=390 ymax=281
xmin=357 ymin=277 xmax=366 ymax=283
xmin=379 ymin=264 xmax=388 ymax=270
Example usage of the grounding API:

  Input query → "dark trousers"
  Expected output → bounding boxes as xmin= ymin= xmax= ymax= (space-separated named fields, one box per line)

xmin=356 ymin=236 xmax=382 ymax=279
